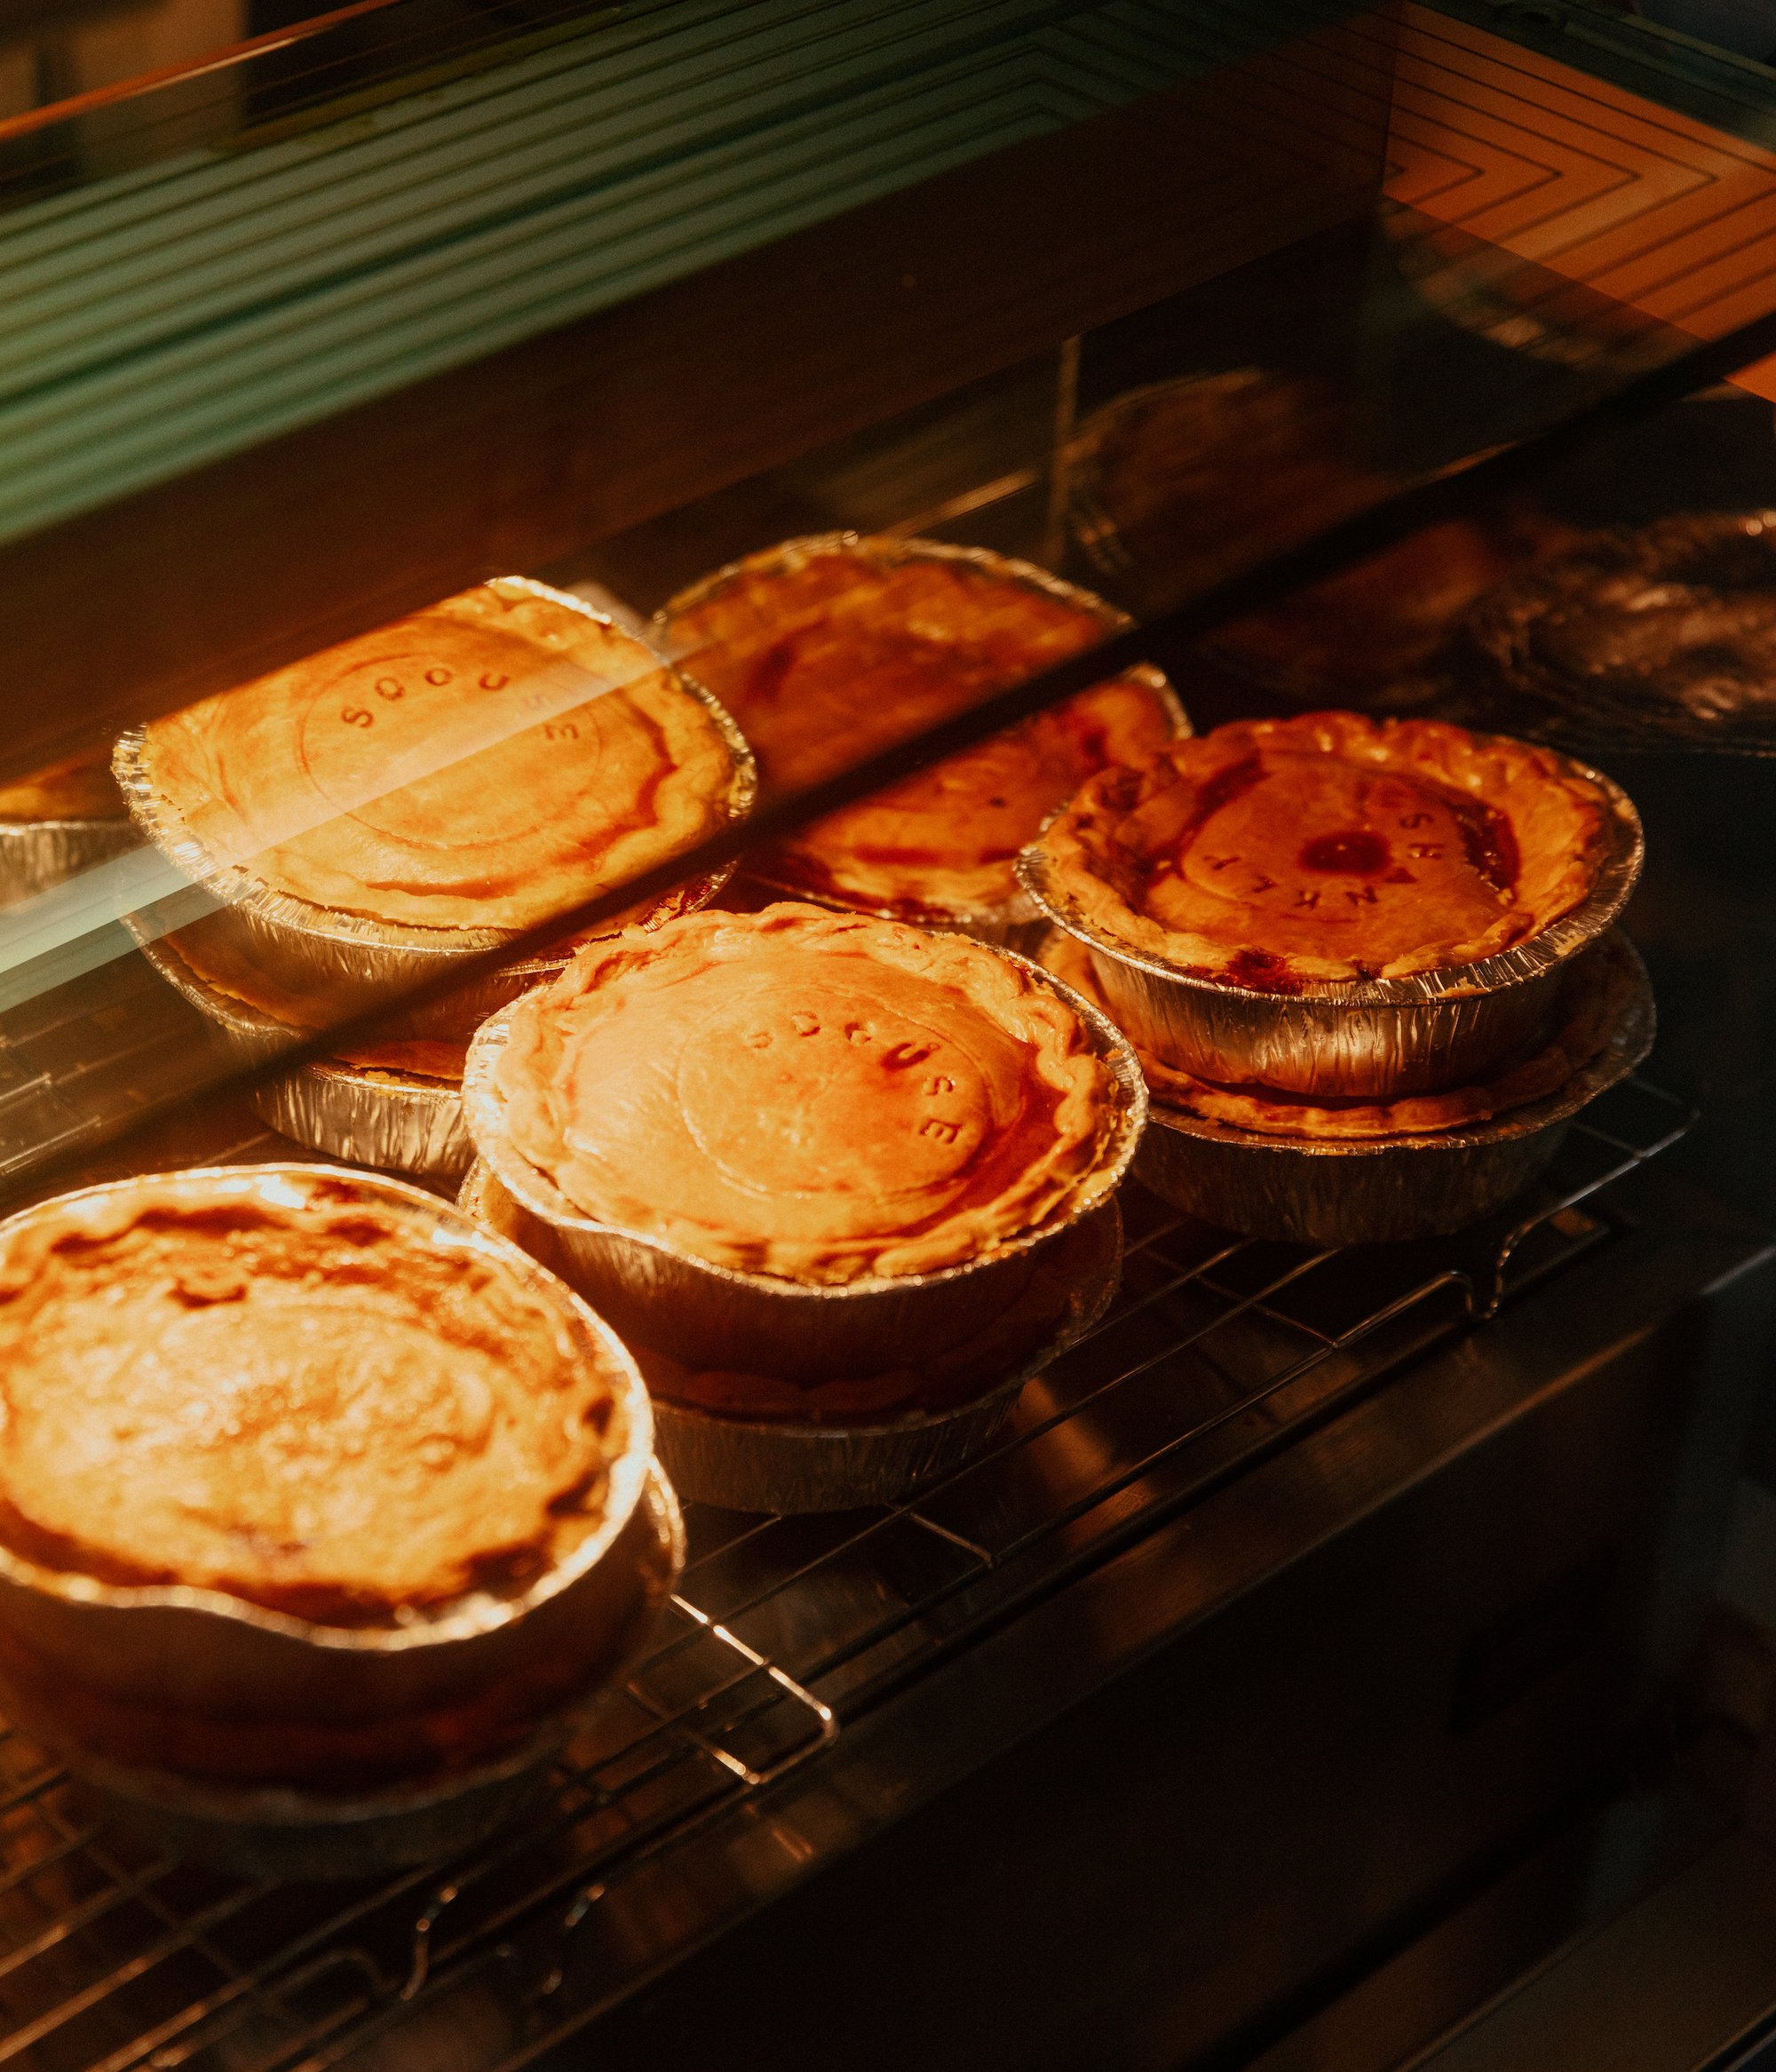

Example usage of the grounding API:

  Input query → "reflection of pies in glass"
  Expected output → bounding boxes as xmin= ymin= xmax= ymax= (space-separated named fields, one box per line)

xmin=495 ymin=903 xmax=1122 ymax=1282
xmin=661 ymin=538 xmax=1180 ymax=919
xmin=1042 ymin=924 xmax=1636 ymax=1139
xmin=1066 ymin=370 xmax=1391 ymax=616
xmin=0 ymin=747 xmax=127 ymax=822
xmin=0 ymin=1179 xmax=630 ymax=1627
xmin=1466 ymin=512 xmax=1776 ymax=748
xmin=1036 ymin=711 xmax=1611 ymax=986
xmin=141 ymin=578 xmax=747 ymax=933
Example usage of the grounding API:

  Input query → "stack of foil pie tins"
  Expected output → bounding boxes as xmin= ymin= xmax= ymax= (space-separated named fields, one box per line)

xmin=456 ymin=947 xmax=1146 ymax=1511
xmin=112 ymin=635 xmax=755 ymax=1185
xmin=658 ymin=533 xmax=1186 ymax=951
xmin=0 ymin=1167 xmax=681 ymax=1881
xmin=1018 ymin=754 xmax=1650 ymax=1243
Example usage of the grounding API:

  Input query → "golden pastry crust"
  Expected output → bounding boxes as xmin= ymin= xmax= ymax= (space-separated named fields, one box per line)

xmin=1042 ymin=927 xmax=1629 ymax=1139
xmin=1037 ymin=712 xmax=1610 ymax=986
xmin=0 ymin=1182 xmax=624 ymax=1625
xmin=142 ymin=579 xmax=744 ymax=932
xmin=495 ymin=903 xmax=1122 ymax=1283
xmin=0 ymin=747 xmax=127 ymax=822
xmin=663 ymin=541 xmax=1177 ymax=915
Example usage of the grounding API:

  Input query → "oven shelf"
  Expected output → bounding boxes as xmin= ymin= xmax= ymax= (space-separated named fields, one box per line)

xmin=0 ymin=1067 xmax=1694 ymax=2072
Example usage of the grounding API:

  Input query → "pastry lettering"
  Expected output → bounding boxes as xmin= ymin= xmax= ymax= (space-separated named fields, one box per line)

xmin=1294 ymin=890 xmax=1320 ymax=909
xmin=478 ymin=672 xmax=509 ymax=691
xmin=1407 ymin=843 xmax=1443 ymax=859
xmin=545 ymin=723 xmax=579 ymax=742
xmin=741 ymin=1028 xmax=772 ymax=1049
xmin=341 ymin=706 xmax=373 ymax=727
xmin=924 ymin=1074 xmax=956 ymax=1096
xmin=1249 ymin=876 xmax=1277 ymax=893
xmin=790 ymin=1012 xmax=821 ymax=1036
xmin=424 ymin=667 xmax=453 ymax=685
xmin=919 ymin=1117 xmax=960 ymax=1145
xmin=1346 ymin=885 xmax=1378 ymax=906
xmin=844 ymin=1021 xmax=874 ymax=1044
xmin=880 ymin=1039 xmax=934 ymax=1068
xmin=1399 ymin=812 xmax=1433 ymax=828
xmin=1202 ymin=853 xmax=1240 ymax=871
xmin=375 ymin=677 xmax=403 ymax=700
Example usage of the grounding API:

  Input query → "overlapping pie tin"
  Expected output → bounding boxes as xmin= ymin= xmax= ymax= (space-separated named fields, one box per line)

xmin=0 ymin=815 xmax=139 ymax=906
xmin=657 ymin=534 xmax=1187 ymax=948
xmin=459 ymin=1158 xmax=1122 ymax=1514
xmin=71 ymin=1468 xmax=684 ymax=1882
xmin=130 ymin=929 xmax=477 ymax=1183
xmin=1129 ymin=930 xmax=1654 ymax=1245
xmin=1016 ymin=755 xmax=1643 ymax=1100
xmin=111 ymin=594 xmax=757 ymax=1029
xmin=459 ymin=946 xmax=1147 ymax=1383
xmin=0 ymin=1165 xmax=669 ymax=1878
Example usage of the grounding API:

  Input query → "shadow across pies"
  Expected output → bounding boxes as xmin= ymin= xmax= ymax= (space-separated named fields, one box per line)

xmin=118 ymin=577 xmax=753 ymax=1040
xmin=659 ymin=536 xmax=1181 ymax=933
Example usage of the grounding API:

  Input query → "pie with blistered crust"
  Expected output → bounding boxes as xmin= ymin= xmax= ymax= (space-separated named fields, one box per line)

xmin=1036 ymin=711 xmax=1613 ymax=987
xmin=494 ymin=903 xmax=1122 ymax=1283
xmin=0 ymin=1179 xmax=627 ymax=1627
xmin=661 ymin=540 xmax=1180 ymax=917
xmin=1042 ymin=925 xmax=1634 ymax=1140
xmin=140 ymin=578 xmax=746 ymax=935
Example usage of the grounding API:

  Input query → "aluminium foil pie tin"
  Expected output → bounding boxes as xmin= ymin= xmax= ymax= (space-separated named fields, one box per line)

xmin=1130 ymin=930 xmax=1654 ymax=1245
xmin=460 ymin=1158 xmax=1122 ymax=1514
xmin=71 ymin=1467 xmax=684 ymax=1883
xmin=0 ymin=815 xmax=138 ymax=907
xmin=111 ymin=593 xmax=757 ymax=1030
xmin=459 ymin=944 xmax=1146 ymax=1383
xmin=657 ymin=534 xmax=1187 ymax=948
xmin=130 ymin=928 xmax=476 ymax=1183
xmin=1015 ymin=749 xmax=1643 ymax=1100
xmin=0 ymin=1166 xmax=663 ymax=1817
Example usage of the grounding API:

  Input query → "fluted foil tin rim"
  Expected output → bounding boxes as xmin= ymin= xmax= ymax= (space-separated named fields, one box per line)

xmin=111 ymin=583 xmax=757 ymax=965
xmin=1017 ymin=745 xmax=1642 ymax=1011
xmin=461 ymin=941 xmax=1147 ymax=1323
xmin=0 ymin=1163 xmax=655 ymax=1655
xmin=1133 ymin=932 xmax=1654 ymax=1243
xmin=128 ymin=927 xmax=473 ymax=1180
xmin=647 ymin=1203 xmax=1122 ymax=1514
xmin=656 ymin=528 xmax=1139 ymax=647
xmin=70 ymin=1467 xmax=685 ymax=1879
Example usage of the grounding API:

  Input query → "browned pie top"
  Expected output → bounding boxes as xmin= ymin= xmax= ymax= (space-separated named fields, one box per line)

xmin=662 ymin=542 xmax=1177 ymax=915
xmin=1038 ymin=711 xmax=1612 ymax=985
xmin=0 ymin=1179 xmax=626 ymax=1625
xmin=495 ymin=904 xmax=1122 ymax=1282
xmin=141 ymin=579 xmax=745 ymax=931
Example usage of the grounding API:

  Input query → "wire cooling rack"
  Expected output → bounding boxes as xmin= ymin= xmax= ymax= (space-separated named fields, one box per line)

xmin=0 ymin=1069 xmax=1693 ymax=2072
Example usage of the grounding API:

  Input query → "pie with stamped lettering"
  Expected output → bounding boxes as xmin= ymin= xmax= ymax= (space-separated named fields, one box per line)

xmin=132 ymin=577 xmax=749 ymax=1052
xmin=143 ymin=579 xmax=745 ymax=933
xmin=661 ymin=538 xmax=1180 ymax=919
xmin=1035 ymin=711 xmax=1613 ymax=988
xmin=493 ymin=903 xmax=1123 ymax=1282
